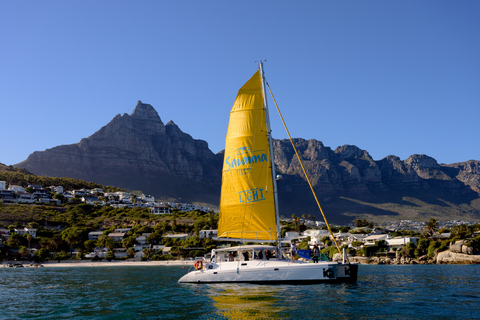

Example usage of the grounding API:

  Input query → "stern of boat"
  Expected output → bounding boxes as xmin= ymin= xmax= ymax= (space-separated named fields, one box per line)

xmin=337 ymin=263 xmax=358 ymax=283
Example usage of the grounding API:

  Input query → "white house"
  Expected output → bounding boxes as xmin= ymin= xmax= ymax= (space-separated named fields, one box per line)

xmin=15 ymin=227 xmax=37 ymax=238
xmin=284 ymin=231 xmax=301 ymax=241
xmin=386 ymin=237 xmax=419 ymax=249
xmin=0 ymin=181 xmax=6 ymax=190
xmin=8 ymin=185 xmax=25 ymax=192
xmin=152 ymin=245 xmax=165 ymax=252
xmin=302 ymin=229 xmax=330 ymax=244
xmin=363 ymin=234 xmax=389 ymax=246
xmin=90 ymin=188 xmax=104 ymax=195
xmin=108 ymin=232 xmax=125 ymax=242
xmin=151 ymin=205 xmax=171 ymax=215
xmin=53 ymin=186 xmax=64 ymax=194
xmin=81 ymin=197 xmax=104 ymax=206
xmin=73 ymin=189 xmax=90 ymax=197
xmin=139 ymin=194 xmax=155 ymax=203
xmin=199 ymin=230 xmax=217 ymax=239
xmin=17 ymin=192 xmax=35 ymax=204
xmin=88 ymin=231 xmax=104 ymax=240
xmin=164 ymin=233 xmax=189 ymax=240
xmin=133 ymin=244 xmax=151 ymax=252
xmin=136 ymin=236 xmax=147 ymax=245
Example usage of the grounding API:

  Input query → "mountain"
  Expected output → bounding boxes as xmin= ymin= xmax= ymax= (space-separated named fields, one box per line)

xmin=273 ymin=139 xmax=480 ymax=223
xmin=15 ymin=102 xmax=480 ymax=224
xmin=16 ymin=101 xmax=223 ymax=205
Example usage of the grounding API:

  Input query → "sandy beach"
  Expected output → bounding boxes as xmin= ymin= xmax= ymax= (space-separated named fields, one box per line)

xmin=2 ymin=260 xmax=195 ymax=268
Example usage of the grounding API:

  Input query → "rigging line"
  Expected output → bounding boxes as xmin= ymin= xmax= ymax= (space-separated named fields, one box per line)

xmin=266 ymin=82 xmax=343 ymax=258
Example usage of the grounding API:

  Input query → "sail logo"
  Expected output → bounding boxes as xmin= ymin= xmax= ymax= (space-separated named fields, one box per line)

xmin=239 ymin=188 xmax=266 ymax=204
xmin=225 ymin=147 xmax=268 ymax=172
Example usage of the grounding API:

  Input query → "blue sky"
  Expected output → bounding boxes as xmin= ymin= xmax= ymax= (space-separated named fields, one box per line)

xmin=1 ymin=1 xmax=479 ymax=166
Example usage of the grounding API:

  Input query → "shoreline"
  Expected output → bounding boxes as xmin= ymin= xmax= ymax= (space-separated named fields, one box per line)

xmin=2 ymin=260 xmax=195 ymax=268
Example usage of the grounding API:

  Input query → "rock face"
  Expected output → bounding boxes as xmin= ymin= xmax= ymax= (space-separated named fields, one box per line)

xmin=15 ymin=102 xmax=480 ymax=222
xmin=273 ymin=138 xmax=480 ymax=221
xmin=436 ymin=250 xmax=480 ymax=264
xmin=16 ymin=101 xmax=223 ymax=204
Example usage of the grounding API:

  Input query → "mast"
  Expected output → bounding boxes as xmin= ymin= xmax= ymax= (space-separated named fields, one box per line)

xmin=259 ymin=62 xmax=282 ymax=252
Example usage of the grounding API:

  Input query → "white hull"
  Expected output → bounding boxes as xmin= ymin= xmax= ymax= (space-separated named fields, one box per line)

xmin=178 ymin=259 xmax=357 ymax=284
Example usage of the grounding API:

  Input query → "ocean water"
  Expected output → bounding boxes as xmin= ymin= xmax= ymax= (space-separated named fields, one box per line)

xmin=1 ymin=264 xmax=479 ymax=319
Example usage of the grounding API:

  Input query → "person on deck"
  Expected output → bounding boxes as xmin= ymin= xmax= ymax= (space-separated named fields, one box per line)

xmin=312 ymin=244 xmax=320 ymax=263
xmin=290 ymin=240 xmax=297 ymax=263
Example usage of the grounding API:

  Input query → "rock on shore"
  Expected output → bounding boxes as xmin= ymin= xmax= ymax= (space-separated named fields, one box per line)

xmin=436 ymin=250 xmax=480 ymax=264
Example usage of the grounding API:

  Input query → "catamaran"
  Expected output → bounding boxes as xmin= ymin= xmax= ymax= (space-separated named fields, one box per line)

xmin=179 ymin=63 xmax=358 ymax=284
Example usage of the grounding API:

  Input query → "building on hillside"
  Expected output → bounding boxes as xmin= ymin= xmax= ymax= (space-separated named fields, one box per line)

xmin=0 ymin=228 xmax=11 ymax=240
xmin=136 ymin=236 xmax=147 ymax=245
xmin=151 ymin=205 xmax=171 ymax=214
xmin=363 ymin=234 xmax=389 ymax=246
xmin=0 ymin=181 xmax=6 ymax=190
xmin=63 ymin=191 xmax=74 ymax=200
xmin=302 ymin=229 xmax=330 ymax=245
xmin=114 ymin=228 xmax=131 ymax=233
xmin=284 ymin=231 xmax=301 ymax=241
xmin=163 ymin=233 xmax=189 ymax=240
xmin=17 ymin=192 xmax=35 ymax=204
xmin=14 ymin=227 xmax=37 ymax=238
xmin=50 ymin=186 xmax=64 ymax=194
xmin=73 ymin=189 xmax=90 ymax=197
xmin=81 ymin=197 xmax=104 ymax=206
xmin=139 ymin=194 xmax=155 ymax=203
xmin=88 ymin=231 xmax=104 ymax=240
xmin=107 ymin=232 xmax=125 ymax=242
xmin=199 ymin=230 xmax=217 ymax=239
xmin=90 ymin=188 xmax=104 ymax=195
xmin=8 ymin=185 xmax=25 ymax=192
xmin=133 ymin=244 xmax=151 ymax=252
xmin=0 ymin=190 xmax=17 ymax=203
xmin=385 ymin=236 xmax=419 ymax=249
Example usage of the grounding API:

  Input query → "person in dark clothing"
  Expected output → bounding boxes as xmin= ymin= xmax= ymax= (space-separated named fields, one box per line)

xmin=312 ymin=244 xmax=320 ymax=263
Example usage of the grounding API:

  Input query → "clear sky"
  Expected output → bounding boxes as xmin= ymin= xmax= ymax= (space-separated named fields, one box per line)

xmin=1 ymin=1 xmax=479 ymax=166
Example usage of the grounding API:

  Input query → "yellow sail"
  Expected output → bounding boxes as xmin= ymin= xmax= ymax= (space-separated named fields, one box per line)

xmin=218 ymin=70 xmax=277 ymax=241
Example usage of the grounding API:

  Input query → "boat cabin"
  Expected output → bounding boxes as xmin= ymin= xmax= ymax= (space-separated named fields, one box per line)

xmin=211 ymin=245 xmax=282 ymax=263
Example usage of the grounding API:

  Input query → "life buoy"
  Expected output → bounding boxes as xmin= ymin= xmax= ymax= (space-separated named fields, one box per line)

xmin=194 ymin=260 xmax=203 ymax=270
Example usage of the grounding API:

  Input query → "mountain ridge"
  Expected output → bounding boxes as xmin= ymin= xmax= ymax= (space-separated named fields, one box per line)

xmin=14 ymin=102 xmax=480 ymax=223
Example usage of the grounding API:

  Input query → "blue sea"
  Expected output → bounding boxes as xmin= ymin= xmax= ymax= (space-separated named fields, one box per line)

xmin=1 ymin=264 xmax=479 ymax=319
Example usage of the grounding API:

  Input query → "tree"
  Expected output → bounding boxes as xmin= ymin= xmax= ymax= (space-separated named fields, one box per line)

xmin=106 ymin=250 xmax=115 ymax=261
xmin=122 ymin=236 xmax=137 ymax=249
xmin=423 ymin=218 xmax=439 ymax=238
xmin=19 ymin=246 xmax=30 ymax=259
xmin=146 ymin=232 xmax=162 ymax=245
xmin=26 ymin=234 xmax=33 ymax=248
xmin=355 ymin=219 xmax=374 ymax=228
xmin=84 ymin=239 xmax=97 ymax=253
xmin=97 ymin=235 xmax=115 ymax=251
xmin=126 ymin=247 xmax=135 ymax=259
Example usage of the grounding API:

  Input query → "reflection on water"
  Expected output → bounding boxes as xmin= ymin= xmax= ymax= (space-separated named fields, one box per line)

xmin=1 ymin=265 xmax=480 ymax=319
xmin=206 ymin=284 xmax=289 ymax=319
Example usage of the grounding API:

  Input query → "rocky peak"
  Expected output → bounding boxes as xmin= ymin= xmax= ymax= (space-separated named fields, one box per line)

xmin=335 ymin=145 xmax=373 ymax=161
xmin=131 ymin=100 xmax=162 ymax=121
xmin=404 ymin=154 xmax=440 ymax=170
